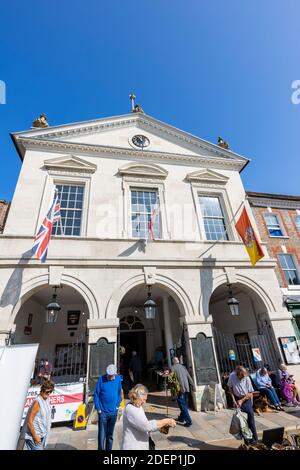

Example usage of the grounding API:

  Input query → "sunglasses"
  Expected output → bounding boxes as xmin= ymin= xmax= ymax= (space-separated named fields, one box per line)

xmin=44 ymin=390 xmax=52 ymax=395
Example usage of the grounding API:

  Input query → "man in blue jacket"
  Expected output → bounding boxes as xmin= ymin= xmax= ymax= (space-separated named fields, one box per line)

xmin=94 ymin=364 xmax=122 ymax=450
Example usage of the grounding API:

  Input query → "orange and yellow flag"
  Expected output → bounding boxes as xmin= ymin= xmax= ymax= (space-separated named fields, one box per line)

xmin=235 ymin=207 xmax=264 ymax=266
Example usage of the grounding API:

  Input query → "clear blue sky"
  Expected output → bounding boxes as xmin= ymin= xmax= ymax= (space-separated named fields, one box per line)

xmin=0 ymin=1 xmax=299 ymax=200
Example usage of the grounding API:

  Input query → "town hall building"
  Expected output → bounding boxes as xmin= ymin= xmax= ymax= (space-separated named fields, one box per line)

xmin=0 ymin=106 xmax=298 ymax=410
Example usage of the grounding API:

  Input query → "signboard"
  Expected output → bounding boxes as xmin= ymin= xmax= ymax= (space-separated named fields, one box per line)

xmin=22 ymin=382 xmax=84 ymax=424
xmin=252 ymin=348 xmax=262 ymax=363
xmin=279 ymin=336 xmax=300 ymax=365
xmin=0 ymin=343 xmax=39 ymax=450
xmin=89 ymin=337 xmax=115 ymax=394
xmin=67 ymin=311 xmax=80 ymax=326
xmin=229 ymin=349 xmax=236 ymax=361
xmin=191 ymin=333 xmax=218 ymax=385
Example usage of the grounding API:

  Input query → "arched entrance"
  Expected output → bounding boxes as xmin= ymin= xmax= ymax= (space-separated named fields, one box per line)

xmin=117 ymin=283 xmax=184 ymax=390
xmin=13 ymin=284 xmax=89 ymax=384
xmin=209 ymin=283 xmax=280 ymax=376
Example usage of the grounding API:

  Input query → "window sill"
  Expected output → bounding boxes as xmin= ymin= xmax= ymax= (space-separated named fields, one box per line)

xmin=288 ymin=285 xmax=300 ymax=290
xmin=269 ymin=235 xmax=290 ymax=239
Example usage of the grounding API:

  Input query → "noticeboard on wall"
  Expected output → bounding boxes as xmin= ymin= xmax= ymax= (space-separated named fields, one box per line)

xmin=88 ymin=338 xmax=115 ymax=393
xmin=191 ymin=333 xmax=219 ymax=385
xmin=279 ymin=336 xmax=300 ymax=365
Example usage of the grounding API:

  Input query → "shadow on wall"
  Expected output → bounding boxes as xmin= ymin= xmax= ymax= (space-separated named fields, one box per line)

xmin=118 ymin=240 xmax=146 ymax=256
xmin=200 ymin=255 xmax=215 ymax=321
xmin=0 ymin=249 xmax=32 ymax=308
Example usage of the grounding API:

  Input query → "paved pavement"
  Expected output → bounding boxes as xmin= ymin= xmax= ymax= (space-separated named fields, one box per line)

xmin=46 ymin=391 xmax=300 ymax=450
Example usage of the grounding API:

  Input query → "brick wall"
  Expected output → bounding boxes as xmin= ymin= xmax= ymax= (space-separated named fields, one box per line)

xmin=0 ymin=200 xmax=10 ymax=233
xmin=250 ymin=205 xmax=300 ymax=287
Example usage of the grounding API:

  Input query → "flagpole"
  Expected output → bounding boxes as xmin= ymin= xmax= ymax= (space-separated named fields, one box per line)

xmin=198 ymin=199 xmax=245 ymax=258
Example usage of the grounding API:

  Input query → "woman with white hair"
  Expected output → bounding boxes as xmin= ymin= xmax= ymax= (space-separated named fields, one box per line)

xmin=121 ymin=384 xmax=176 ymax=450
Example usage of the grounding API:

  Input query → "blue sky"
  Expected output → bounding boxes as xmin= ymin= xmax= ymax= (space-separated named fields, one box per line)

xmin=0 ymin=1 xmax=299 ymax=200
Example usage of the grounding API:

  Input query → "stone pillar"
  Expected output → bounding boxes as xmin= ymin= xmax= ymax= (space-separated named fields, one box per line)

xmin=86 ymin=318 xmax=119 ymax=396
xmin=162 ymin=295 xmax=173 ymax=368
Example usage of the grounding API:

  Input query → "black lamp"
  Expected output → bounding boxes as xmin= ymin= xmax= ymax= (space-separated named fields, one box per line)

xmin=46 ymin=286 xmax=61 ymax=323
xmin=227 ymin=284 xmax=240 ymax=316
xmin=144 ymin=285 xmax=157 ymax=320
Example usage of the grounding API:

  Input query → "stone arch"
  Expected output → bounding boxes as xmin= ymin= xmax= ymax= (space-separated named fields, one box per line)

xmin=200 ymin=272 xmax=276 ymax=319
xmin=105 ymin=273 xmax=195 ymax=319
xmin=9 ymin=273 xmax=99 ymax=323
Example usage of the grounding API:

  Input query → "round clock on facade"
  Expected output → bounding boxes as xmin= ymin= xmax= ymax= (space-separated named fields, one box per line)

xmin=131 ymin=134 xmax=150 ymax=148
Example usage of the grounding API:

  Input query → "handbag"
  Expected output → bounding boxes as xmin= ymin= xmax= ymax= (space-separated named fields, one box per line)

xmin=229 ymin=409 xmax=253 ymax=441
xmin=149 ymin=435 xmax=155 ymax=450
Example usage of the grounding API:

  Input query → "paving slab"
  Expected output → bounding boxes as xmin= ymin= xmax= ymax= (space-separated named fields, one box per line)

xmin=44 ymin=391 xmax=300 ymax=451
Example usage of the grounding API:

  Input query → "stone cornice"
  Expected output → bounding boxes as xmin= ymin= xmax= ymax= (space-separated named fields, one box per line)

xmin=17 ymin=137 xmax=246 ymax=171
xmin=186 ymin=169 xmax=229 ymax=184
xmin=248 ymin=197 xmax=300 ymax=210
xmin=0 ymin=258 xmax=277 ymax=268
xmin=44 ymin=155 xmax=97 ymax=174
xmin=118 ymin=162 xmax=168 ymax=179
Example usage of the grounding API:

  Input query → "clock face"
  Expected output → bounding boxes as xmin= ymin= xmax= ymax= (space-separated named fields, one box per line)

xmin=131 ymin=134 xmax=150 ymax=148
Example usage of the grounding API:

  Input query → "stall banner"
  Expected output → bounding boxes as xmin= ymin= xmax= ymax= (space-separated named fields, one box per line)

xmin=22 ymin=382 xmax=84 ymax=424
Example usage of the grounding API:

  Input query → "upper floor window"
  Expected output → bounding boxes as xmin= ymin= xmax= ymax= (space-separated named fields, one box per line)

xmin=264 ymin=213 xmax=284 ymax=237
xmin=198 ymin=196 xmax=228 ymax=241
xmin=52 ymin=184 xmax=84 ymax=236
xmin=278 ymin=254 xmax=300 ymax=285
xmin=294 ymin=215 xmax=300 ymax=233
xmin=131 ymin=189 xmax=160 ymax=239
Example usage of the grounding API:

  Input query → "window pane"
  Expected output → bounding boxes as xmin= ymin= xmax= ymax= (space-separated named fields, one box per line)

xmin=131 ymin=189 xmax=160 ymax=238
xmin=294 ymin=215 xmax=300 ymax=232
xmin=278 ymin=254 xmax=299 ymax=285
xmin=198 ymin=196 xmax=228 ymax=240
xmin=269 ymin=228 xmax=283 ymax=237
xmin=265 ymin=214 xmax=283 ymax=236
xmin=52 ymin=185 xmax=84 ymax=236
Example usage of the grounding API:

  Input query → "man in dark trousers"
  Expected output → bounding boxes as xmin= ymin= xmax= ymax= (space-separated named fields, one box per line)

xmin=228 ymin=365 xmax=258 ymax=444
xmin=129 ymin=351 xmax=142 ymax=385
xmin=94 ymin=364 xmax=122 ymax=450
xmin=171 ymin=357 xmax=195 ymax=427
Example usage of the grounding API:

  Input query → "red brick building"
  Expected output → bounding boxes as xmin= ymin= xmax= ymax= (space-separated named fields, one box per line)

xmin=247 ymin=191 xmax=300 ymax=342
xmin=0 ymin=200 xmax=10 ymax=233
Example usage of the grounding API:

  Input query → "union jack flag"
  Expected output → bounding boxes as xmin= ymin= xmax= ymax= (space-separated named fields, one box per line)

xmin=32 ymin=191 xmax=62 ymax=263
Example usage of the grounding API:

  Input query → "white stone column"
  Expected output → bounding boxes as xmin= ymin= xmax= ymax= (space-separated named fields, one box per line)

xmin=162 ymin=295 xmax=173 ymax=368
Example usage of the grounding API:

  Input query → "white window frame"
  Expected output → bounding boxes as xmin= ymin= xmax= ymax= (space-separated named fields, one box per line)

xmin=264 ymin=212 xmax=287 ymax=238
xmin=294 ymin=214 xmax=300 ymax=234
xmin=130 ymin=188 xmax=161 ymax=240
xmin=122 ymin=179 xmax=169 ymax=239
xmin=278 ymin=253 xmax=300 ymax=286
xmin=36 ymin=174 xmax=91 ymax=237
xmin=190 ymin=184 xmax=236 ymax=241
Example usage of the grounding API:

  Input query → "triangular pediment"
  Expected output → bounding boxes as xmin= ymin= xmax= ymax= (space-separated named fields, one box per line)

xmin=12 ymin=113 xmax=249 ymax=172
xmin=118 ymin=162 xmax=168 ymax=179
xmin=43 ymin=155 xmax=97 ymax=173
xmin=185 ymin=169 xmax=229 ymax=184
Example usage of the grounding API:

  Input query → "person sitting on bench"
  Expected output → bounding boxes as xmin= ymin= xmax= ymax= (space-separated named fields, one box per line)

xmin=255 ymin=366 xmax=283 ymax=411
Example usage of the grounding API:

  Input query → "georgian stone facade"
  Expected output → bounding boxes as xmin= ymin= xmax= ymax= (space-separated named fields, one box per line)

xmin=0 ymin=113 xmax=298 ymax=409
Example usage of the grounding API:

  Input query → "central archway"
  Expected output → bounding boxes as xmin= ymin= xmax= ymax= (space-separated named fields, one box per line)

xmin=116 ymin=282 xmax=185 ymax=392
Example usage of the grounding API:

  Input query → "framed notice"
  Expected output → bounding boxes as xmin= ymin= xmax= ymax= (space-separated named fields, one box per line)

xmin=279 ymin=336 xmax=300 ymax=365
xmin=67 ymin=310 xmax=80 ymax=326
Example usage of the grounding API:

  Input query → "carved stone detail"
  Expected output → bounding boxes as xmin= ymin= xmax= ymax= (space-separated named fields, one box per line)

xmin=186 ymin=169 xmax=229 ymax=184
xmin=119 ymin=162 xmax=168 ymax=179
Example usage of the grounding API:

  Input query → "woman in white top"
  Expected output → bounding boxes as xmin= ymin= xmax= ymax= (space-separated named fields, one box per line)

xmin=24 ymin=380 xmax=54 ymax=450
xmin=121 ymin=384 xmax=176 ymax=450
